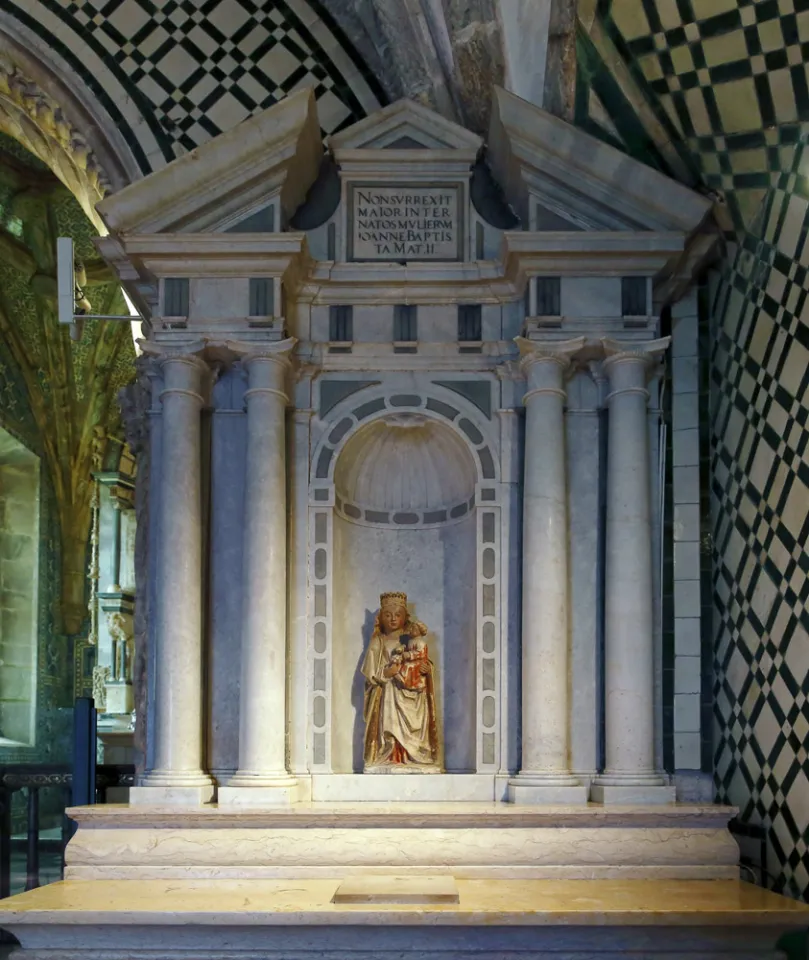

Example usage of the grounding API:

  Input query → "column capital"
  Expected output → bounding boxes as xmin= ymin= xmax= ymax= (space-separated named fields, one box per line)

xmin=516 ymin=337 xmax=587 ymax=403
xmin=225 ymin=337 xmax=297 ymax=368
xmin=515 ymin=336 xmax=587 ymax=370
xmin=228 ymin=338 xmax=297 ymax=405
xmin=601 ymin=337 xmax=670 ymax=402
xmin=137 ymin=339 xmax=210 ymax=367
xmin=139 ymin=342 xmax=210 ymax=402
xmin=600 ymin=336 xmax=670 ymax=368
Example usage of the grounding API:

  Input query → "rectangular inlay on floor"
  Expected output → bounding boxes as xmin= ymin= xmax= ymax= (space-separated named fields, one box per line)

xmin=332 ymin=876 xmax=460 ymax=904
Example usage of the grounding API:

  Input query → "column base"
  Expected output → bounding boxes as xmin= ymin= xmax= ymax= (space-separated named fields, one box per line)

xmin=507 ymin=775 xmax=588 ymax=805
xmin=129 ymin=784 xmax=215 ymax=806
xmin=590 ymin=782 xmax=676 ymax=805
xmin=218 ymin=775 xmax=301 ymax=807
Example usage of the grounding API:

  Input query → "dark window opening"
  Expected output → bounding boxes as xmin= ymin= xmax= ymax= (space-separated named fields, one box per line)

xmin=622 ymin=277 xmax=648 ymax=316
xmin=163 ymin=278 xmax=189 ymax=317
xmin=536 ymin=277 xmax=561 ymax=316
xmin=329 ymin=305 xmax=353 ymax=342
xmin=458 ymin=304 xmax=482 ymax=341
xmin=249 ymin=278 xmax=273 ymax=316
xmin=393 ymin=304 xmax=417 ymax=341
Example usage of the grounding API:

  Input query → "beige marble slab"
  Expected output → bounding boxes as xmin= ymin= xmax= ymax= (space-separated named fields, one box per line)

xmin=332 ymin=876 xmax=459 ymax=904
xmin=0 ymin=879 xmax=807 ymax=927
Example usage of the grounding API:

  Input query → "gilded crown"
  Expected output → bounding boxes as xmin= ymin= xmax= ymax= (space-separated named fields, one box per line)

xmin=380 ymin=591 xmax=408 ymax=610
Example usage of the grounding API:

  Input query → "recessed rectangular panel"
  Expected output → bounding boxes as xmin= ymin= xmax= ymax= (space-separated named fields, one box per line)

xmin=332 ymin=876 xmax=459 ymax=904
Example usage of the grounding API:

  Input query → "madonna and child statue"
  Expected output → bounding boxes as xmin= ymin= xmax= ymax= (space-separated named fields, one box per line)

xmin=361 ymin=592 xmax=441 ymax=773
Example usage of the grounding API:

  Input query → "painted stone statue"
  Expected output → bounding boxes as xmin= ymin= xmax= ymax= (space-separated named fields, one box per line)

xmin=361 ymin=591 xmax=440 ymax=772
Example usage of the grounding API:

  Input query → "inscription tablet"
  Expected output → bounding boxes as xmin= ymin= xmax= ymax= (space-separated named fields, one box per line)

xmin=348 ymin=183 xmax=462 ymax=261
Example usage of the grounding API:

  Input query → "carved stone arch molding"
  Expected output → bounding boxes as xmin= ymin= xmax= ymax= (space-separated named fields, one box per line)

xmin=0 ymin=21 xmax=142 ymax=226
xmin=307 ymin=385 xmax=503 ymax=780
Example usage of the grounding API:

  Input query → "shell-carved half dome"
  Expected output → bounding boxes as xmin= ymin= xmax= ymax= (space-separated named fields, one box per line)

xmin=333 ymin=415 xmax=477 ymax=528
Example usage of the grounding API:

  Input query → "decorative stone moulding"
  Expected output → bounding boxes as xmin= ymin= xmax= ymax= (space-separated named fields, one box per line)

xmin=95 ymin=87 xmax=322 ymax=236
xmin=334 ymin=493 xmax=477 ymax=530
xmin=0 ymin=55 xmax=110 ymax=229
xmin=312 ymin=391 xmax=498 ymax=487
xmin=62 ymin=804 xmax=742 ymax=881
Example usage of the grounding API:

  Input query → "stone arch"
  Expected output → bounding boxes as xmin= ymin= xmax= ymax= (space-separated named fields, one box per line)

xmin=310 ymin=387 xmax=500 ymax=491
xmin=0 ymin=22 xmax=143 ymax=226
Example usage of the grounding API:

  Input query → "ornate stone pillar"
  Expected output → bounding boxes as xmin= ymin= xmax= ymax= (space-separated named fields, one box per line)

xmin=508 ymin=337 xmax=587 ymax=804
xmin=219 ymin=339 xmax=299 ymax=805
xmin=131 ymin=348 xmax=215 ymax=805
xmin=591 ymin=338 xmax=675 ymax=804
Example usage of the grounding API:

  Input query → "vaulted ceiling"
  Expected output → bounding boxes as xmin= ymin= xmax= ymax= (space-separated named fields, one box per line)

xmin=3 ymin=0 xmax=802 ymax=233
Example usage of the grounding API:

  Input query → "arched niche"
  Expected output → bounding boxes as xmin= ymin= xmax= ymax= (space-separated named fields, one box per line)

xmin=331 ymin=414 xmax=478 ymax=774
xmin=308 ymin=389 xmax=503 ymax=781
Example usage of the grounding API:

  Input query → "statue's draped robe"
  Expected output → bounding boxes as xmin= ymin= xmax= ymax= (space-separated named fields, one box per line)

xmin=362 ymin=628 xmax=438 ymax=768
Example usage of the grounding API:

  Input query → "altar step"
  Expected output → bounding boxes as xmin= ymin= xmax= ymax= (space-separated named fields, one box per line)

xmin=63 ymin=802 xmax=742 ymax=881
xmin=0 ymin=877 xmax=807 ymax=959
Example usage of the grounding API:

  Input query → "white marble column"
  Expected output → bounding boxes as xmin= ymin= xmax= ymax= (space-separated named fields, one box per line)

xmin=508 ymin=337 xmax=587 ymax=804
xmin=219 ymin=339 xmax=299 ymax=805
xmin=131 ymin=349 xmax=215 ymax=805
xmin=591 ymin=338 xmax=675 ymax=804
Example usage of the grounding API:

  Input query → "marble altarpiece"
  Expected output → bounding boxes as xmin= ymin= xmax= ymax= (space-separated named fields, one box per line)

xmin=56 ymin=86 xmax=737 ymax=835
xmin=86 ymin=89 xmax=718 ymax=812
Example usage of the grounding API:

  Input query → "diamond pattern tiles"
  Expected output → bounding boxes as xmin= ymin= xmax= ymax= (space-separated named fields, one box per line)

xmin=710 ymin=134 xmax=809 ymax=900
xmin=5 ymin=0 xmax=383 ymax=173
xmin=587 ymin=0 xmax=809 ymax=229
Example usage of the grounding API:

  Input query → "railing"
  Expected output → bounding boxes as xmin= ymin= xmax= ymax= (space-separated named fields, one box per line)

xmin=0 ymin=764 xmax=135 ymax=897
xmin=0 ymin=699 xmax=134 ymax=899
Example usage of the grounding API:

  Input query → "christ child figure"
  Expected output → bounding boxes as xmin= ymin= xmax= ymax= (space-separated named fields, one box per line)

xmin=391 ymin=638 xmax=429 ymax=691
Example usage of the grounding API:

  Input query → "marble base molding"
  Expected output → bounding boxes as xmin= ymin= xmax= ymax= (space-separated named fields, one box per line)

xmin=506 ymin=781 xmax=590 ymax=804
xmin=129 ymin=784 xmax=215 ymax=806
xmin=63 ymin=803 xmax=741 ymax=881
xmin=218 ymin=779 xmax=304 ymax=807
xmin=590 ymin=783 xmax=678 ymax=805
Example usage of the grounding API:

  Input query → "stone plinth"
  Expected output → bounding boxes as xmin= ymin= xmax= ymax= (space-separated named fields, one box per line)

xmin=62 ymin=803 xmax=741 ymax=881
xmin=0 ymin=877 xmax=807 ymax=960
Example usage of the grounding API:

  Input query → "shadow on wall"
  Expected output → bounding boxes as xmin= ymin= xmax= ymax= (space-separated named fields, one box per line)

xmin=351 ymin=608 xmax=375 ymax=771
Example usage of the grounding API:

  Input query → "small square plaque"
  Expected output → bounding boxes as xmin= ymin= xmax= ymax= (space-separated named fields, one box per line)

xmin=332 ymin=875 xmax=459 ymax=904
xmin=348 ymin=183 xmax=462 ymax=261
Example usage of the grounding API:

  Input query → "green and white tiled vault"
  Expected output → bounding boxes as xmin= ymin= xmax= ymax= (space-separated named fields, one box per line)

xmin=582 ymin=0 xmax=809 ymax=900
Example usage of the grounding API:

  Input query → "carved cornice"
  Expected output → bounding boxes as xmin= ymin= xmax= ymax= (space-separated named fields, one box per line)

xmin=96 ymin=87 xmax=321 ymax=235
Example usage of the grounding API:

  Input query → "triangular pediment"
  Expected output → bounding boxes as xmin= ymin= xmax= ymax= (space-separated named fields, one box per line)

xmin=488 ymin=86 xmax=711 ymax=235
xmin=96 ymin=87 xmax=323 ymax=235
xmin=329 ymin=99 xmax=482 ymax=156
